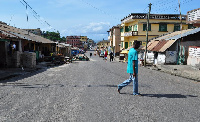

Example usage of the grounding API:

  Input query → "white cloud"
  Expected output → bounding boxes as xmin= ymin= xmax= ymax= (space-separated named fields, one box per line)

xmin=59 ymin=22 xmax=110 ymax=41
xmin=93 ymin=26 xmax=102 ymax=31
xmin=81 ymin=22 xmax=110 ymax=34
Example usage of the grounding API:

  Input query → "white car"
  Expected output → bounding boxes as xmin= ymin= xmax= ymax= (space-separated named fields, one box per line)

xmin=99 ymin=53 xmax=104 ymax=57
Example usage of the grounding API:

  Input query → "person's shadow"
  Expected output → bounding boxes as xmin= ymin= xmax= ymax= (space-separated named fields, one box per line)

xmin=141 ymin=94 xmax=197 ymax=98
xmin=119 ymin=93 xmax=198 ymax=98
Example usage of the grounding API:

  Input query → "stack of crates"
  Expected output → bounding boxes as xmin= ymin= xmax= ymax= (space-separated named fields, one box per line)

xmin=22 ymin=52 xmax=36 ymax=68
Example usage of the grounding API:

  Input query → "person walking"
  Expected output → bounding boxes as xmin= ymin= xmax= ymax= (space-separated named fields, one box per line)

xmin=110 ymin=52 xmax=114 ymax=62
xmin=104 ymin=50 xmax=107 ymax=62
xmin=117 ymin=41 xmax=141 ymax=96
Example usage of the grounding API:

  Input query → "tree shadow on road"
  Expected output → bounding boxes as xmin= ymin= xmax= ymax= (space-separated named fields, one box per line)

xmin=142 ymin=94 xmax=198 ymax=98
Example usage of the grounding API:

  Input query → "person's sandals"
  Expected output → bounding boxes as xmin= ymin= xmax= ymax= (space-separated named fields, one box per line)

xmin=117 ymin=89 xmax=121 ymax=94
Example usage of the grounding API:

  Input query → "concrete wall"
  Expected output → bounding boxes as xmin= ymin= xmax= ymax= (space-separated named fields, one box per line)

xmin=187 ymin=56 xmax=200 ymax=66
xmin=157 ymin=53 xmax=166 ymax=64
xmin=6 ymin=51 xmax=22 ymax=68
xmin=187 ymin=46 xmax=200 ymax=66
xmin=166 ymin=51 xmax=177 ymax=64
xmin=113 ymin=28 xmax=121 ymax=55
xmin=0 ymin=41 xmax=6 ymax=67
xmin=22 ymin=52 xmax=36 ymax=68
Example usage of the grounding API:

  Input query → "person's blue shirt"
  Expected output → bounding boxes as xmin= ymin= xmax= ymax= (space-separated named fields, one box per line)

xmin=127 ymin=48 xmax=138 ymax=74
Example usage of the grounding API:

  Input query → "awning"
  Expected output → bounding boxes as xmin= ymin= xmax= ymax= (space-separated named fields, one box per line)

xmin=57 ymin=44 xmax=65 ymax=48
xmin=0 ymin=39 xmax=10 ymax=41
xmin=120 ymin=50 xmax=129 ymax=54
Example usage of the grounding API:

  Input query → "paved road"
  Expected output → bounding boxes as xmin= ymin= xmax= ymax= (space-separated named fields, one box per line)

xmin=0 ymin=51 xmax=200 ymax=122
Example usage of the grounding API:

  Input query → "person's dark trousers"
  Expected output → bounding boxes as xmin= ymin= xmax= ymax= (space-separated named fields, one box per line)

xmin=110 ymin=57 xmax=113 ymax=62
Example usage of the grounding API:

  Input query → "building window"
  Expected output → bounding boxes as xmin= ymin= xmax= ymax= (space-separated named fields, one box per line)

xmin=133 ymin=24 xmax=138 ymax=31
xmin=120 ymin=27 xmax=124 ymax=32
xmin=188 ymin=24 xmax=195 ymax=29
xmin=159 ymin=24 xmax=167 ymax=32
xmin=125 ymin=26 xmax=129 ymax=32
xmin=174 ymin=24 xmax=180 ymax=31
xmin=128 ymin=26 xmax=132 ymax=32
xmin=143 ymin=24 xmax=151 ymax=31
xmin=129 ymin=42 xmax=132 ymax=47
xmin=121 ymin=42 xmax=123 ymax=48
xmin=125 ymin=42 xmax=128 ymax=49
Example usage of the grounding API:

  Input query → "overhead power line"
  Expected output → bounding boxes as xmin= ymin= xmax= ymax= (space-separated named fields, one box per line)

xmin=19 ymin=0 xmax=57 ymax=32
xmin=79 ymin=0 xmax=120 ymax=21
xmin=149 ymin=0 xmax=194 ymax=14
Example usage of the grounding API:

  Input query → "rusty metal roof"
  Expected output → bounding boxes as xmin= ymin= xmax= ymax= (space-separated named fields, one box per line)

xmin=151 ymin=40 xmax=168 ymax=52
xmin=148 ymin=41 xmax=159 ymax=50
xmin=0 ymin=23 xmax=55 ymax=44
xmin=0 ymin=30 xmax=19 ymax=38
xmin=145 ymin=27 xmax=200 ymax=52
xmin=159 ymin=40 xmax=176 ymax=52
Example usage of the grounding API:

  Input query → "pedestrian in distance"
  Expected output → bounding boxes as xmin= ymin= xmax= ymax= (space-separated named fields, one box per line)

xmin=90 ymin=53 xmax=92 ymax=58
xmin=117 ymin=41 xmax=141 ymax=96
xmin=110 ymin=51 xmax=114 ymax=62
xmin=104 ymin=50 xmax=107 ymax=62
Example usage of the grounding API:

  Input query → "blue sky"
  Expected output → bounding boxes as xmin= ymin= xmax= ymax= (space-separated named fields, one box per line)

xmin=0 ymin=0 xmax=199 ymax=42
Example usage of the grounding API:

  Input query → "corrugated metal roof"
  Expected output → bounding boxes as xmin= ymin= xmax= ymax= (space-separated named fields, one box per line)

xmin=151 ymin=40 xmax=168 ymax=52
xmin=148 ymin=41 xmax=159 ymax=50
xmin=1 ymin=30 xmax=18 ymax=38
xmin=168 ymin=27 xmax=200 ymax=40
xmin=0 ymin=23 xmax=55 ymax=44
xmin=151 ymin=29 xmax=192 ymax=41
xmin=141 ymin=40 xmax=156 ymax=50
xmin=159 ymin=39 xmax=176 ymax=52
xmin=145 ymin=27 xmax=200 ymax=52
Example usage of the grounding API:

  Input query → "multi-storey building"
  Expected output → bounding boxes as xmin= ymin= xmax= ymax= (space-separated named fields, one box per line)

xmin=97 ymin=40 xmax=110 ymax=49
xmin=80 ymin=36 xmax=88 ymax=50
xmin=87 ymin=39 xmax=95 ymax=47
xmin=187 ymin=8 xmax=200 ymax=27
xmin=108 ymin=24 xmax=121 ymax=56
xmin=66 ymin=36 xmax=82 ymax=48
xmin=80 ymin=36 xmax=88 ymax=44
xmin=120 ymin=13 xmax=192 ymax=49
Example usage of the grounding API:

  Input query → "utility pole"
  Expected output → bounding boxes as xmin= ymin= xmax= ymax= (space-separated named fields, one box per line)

xmin=178 ymin=0 xmax=183 ymax=65
xmin=178 ymin=0 xmax=182 ymax=31
xmin=144 ymin=3 xmax=152 ymax=67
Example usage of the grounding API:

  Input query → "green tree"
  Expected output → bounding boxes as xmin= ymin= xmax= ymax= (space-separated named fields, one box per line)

xmin=60 ymin=36 xmax=66 ymax=42
xmin=42 ymin=31 xmax=65 ymax=42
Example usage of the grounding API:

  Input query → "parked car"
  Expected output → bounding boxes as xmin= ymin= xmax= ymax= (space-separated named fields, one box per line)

xmin=99 ymin=53 xmax=104 ymax=57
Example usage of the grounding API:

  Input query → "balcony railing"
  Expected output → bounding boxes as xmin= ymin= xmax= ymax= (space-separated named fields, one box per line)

xmin=124 ymin=31 xmax=138 ymax=37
